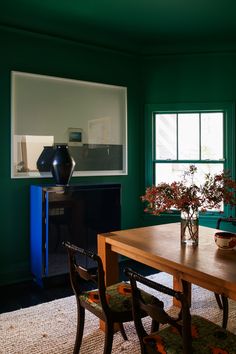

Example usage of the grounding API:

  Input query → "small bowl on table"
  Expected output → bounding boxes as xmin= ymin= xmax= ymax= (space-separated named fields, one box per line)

xmin=214 ymin=231 xmax=236 ymax=250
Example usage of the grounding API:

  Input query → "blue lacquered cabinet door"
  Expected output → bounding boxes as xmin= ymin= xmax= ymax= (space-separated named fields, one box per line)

xmin=30 ymin=185 xmax=45 ymax=286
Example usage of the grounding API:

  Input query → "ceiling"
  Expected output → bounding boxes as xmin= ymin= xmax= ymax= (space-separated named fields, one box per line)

xmin=1 ymin=0 xmax=236 ymax=53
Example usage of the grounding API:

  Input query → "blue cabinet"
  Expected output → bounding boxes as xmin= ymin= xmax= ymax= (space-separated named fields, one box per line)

xmin=30 ymin=184 xmax=121 ymax=286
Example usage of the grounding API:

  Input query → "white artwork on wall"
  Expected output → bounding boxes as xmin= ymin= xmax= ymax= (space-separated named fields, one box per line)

xmin=88 ymin=117 xmax=112 ymax=146
xmin=67 ymin=128 xmax=83 ymax=146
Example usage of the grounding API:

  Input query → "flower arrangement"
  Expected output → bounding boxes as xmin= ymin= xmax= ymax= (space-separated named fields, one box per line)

xmin=141 ymin=165 xmax=236 ymax=216
xmin=141 ymin=165 xmax=236 ymax=244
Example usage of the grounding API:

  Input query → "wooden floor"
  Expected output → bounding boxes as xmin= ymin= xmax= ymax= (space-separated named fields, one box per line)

xmin=0 ymin=259 xmax=157 ymax=314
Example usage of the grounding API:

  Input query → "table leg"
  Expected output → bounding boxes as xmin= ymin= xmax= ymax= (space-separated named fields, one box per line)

xmin=97 ymin=233 xmax=119 ymax=331
xmin=97 ymin=233 xmax=119 ymax=285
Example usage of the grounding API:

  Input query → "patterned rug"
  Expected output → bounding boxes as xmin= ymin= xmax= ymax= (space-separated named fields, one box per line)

xmin=1 ymin=272 xmax=236 ymax=354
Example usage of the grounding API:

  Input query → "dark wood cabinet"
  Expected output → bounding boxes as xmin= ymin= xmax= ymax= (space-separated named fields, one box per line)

xmin=30 ymin=184 xmax=121 ymax=286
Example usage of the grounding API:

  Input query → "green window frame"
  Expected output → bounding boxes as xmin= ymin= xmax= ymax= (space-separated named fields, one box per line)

xmin=145 ymin=102 xmax=235 ymax=218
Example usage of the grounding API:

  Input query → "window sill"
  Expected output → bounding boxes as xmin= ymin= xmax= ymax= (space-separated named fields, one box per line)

xmin=141 ymin=212 xmax=224 ymax=229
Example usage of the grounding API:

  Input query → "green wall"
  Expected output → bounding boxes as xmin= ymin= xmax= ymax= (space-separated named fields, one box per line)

xmin=141 ymin=49 xmax=236 ymax=227
xmin=2 ymin=25 xmax=236 ymax=285
xmin=0 ymin=27 xmax=143 ymax=285
xmin=143 ymin=50 xmax=236 ymax=102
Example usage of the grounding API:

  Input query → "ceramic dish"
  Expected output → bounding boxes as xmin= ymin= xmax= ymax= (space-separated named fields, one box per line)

xmin=214 ymin=231 xmax=236 ymax=250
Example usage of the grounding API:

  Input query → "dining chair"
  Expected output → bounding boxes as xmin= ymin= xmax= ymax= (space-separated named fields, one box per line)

xmin=63 ymin=241 xmax=156 ymax=354
xmin=125 ymin=267 xmax=236 ymax=354
xmin=214 ymin=216 xmax=235 ymax=329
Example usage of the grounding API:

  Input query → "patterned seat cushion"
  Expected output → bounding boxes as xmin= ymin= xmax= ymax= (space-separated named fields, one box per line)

xmin=79 ymin=282 xmax=154 ymax=313
xmin=143 ymin=315 xmax=236 ymax=353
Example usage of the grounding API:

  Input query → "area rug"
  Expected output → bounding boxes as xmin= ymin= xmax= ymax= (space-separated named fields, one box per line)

xmin=1 ymin=273 xmax=236 ymax=354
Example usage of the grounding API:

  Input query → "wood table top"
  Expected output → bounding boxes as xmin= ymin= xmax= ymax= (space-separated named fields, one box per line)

xmin=100 ymin=223 xmax=236 ymax=300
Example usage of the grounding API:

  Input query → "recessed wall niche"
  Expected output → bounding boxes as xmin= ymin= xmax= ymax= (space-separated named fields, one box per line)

xmin=11 ymin=71 xmax=127 ymax=178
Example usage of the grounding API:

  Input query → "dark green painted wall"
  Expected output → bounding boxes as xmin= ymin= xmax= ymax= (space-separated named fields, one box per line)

xmin=0 ymin=27 xmax=144 ymax=285
xmin=2 ymin=25 xmax=236 ymax=285
xmin=141 ymin=50 xmax=236 ymax=227
xmin=143 ymin=51 xmax=236 ymax=102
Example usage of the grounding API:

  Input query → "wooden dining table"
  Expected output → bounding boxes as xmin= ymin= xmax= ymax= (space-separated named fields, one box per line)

xmin=97 ymin=222 xmax=236 ymax=304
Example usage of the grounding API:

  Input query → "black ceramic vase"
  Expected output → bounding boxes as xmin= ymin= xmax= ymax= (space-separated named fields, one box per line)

xmin=37 ymin=146 xmax=55 ymax=174
xmin=51 ymin=144 xmax=76 ymax=186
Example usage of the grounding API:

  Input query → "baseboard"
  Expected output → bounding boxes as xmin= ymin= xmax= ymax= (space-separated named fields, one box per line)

xmin=0 ymin=261 xmax=31 ymax=286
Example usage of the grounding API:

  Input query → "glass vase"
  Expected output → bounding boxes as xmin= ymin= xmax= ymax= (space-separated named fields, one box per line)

xmin=36 ymin=146 xmax=54 ymax=175
xmin=181 ymin=209 xmax=199 ymax=246
xmin=51 ymin=144 xmax=76 ymax=186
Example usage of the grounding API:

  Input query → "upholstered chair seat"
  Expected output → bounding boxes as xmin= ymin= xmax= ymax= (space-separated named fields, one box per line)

xmin=143 ymin=315 xmax=236 ymax=353
xmin=125 ymin=267 xmax=236 ymax=354
xmin=80 ymin=282 xmax=153 ymax=314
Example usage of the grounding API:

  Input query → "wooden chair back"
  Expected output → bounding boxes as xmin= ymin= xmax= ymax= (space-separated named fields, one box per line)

xmin=125 ymin=267 xmax=192 ymax=354
xmin=63 ymin=241 xmax=110 ymax=314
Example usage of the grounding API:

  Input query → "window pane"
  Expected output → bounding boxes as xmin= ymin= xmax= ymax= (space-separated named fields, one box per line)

xmin=155 ymin=163 xmax=224 ymax=211
xmin=178 ymin=114 xmax=199 ymax=159
xmin=155 ymin=163 xmax=224 ymax=185
xmin=155 ymin=114 xmax=176 ymax=160
xmin=201 ymin=113 xmax=223 ymax=160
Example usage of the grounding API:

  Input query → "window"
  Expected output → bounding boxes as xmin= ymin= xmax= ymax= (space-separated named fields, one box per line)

xmin=145 ymin=103 xmax=235 ymax=215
